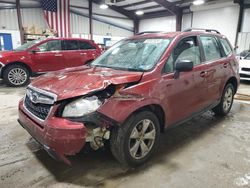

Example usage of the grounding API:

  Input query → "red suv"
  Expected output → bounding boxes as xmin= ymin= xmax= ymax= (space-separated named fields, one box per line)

xmin=18 ymin=29 xmax=240 ymax=166
xmin=0 ymin=38 xmax=101 ymax=86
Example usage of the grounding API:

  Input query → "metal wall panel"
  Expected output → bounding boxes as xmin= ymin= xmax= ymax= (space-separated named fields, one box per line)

xmin=0 ymin=8 xmax=47 ymax=30
xmin=70 ymin=12 xmax=89 ymax=34
xmin=70 ymin=12 xmax=133 ymax=37
xmin=191 ymin=4 xmax=239 ymax=45
xmin=93 ymin=20 xmax=132 ymax=37
xmin=242 ymin=8 xmax=250 ymax=32
xmin=0 ymin=9 xmax=18 ymax=30
xmin=139 ymin=16 xmax=176 ymax=32
xmin=0 ymin=7 xmax=133 ymax=38
xmin=21 ymin=8 xmax=47 ymax=29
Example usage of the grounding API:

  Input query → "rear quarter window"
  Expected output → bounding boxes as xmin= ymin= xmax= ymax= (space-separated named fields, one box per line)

xmin=219 ymin=38 xmax=233 ymax=56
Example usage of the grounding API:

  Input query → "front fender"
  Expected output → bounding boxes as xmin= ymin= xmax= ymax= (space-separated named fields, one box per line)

xmin=97 ymin=96 xmax=164 ymax=124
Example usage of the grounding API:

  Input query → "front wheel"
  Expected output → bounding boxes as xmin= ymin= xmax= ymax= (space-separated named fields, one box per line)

xmin=213 ymin=83 xmax=235 ymax=116
xmin=110 ymin=111 xmax=160 ymax=166
xmin=3 ymin=64 xmax=30 ymax=87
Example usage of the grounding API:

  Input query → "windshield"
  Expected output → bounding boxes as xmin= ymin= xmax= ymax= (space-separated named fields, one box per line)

xmin=14 ymin=39 xmax=42 ymax=51
xmin=91 ymin=38 xmax=171 ymax=71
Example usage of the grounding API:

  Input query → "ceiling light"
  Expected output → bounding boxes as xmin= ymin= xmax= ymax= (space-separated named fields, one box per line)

xmin=193 ymin=0 xmax=205 ymax=5
xmin=100 ymin=4 xmax=108 ymax=9
xmin=135 ymin=10 xmax=144 ymax=15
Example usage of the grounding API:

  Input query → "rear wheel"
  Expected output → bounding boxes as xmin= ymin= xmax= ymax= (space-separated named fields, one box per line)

xmin=110 ymin=111 xmax=160 ymax=166
xmin=213 ymin=83 xmax=235 ymax=116
xmin=3 ymin=64 xmax=30 ymax=87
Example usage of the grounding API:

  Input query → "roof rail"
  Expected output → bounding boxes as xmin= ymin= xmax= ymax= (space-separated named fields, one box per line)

xmin=183 ymin=28 xmax=221 ymax=34
xmin=136 ymin=31 xmax=164 ymax=35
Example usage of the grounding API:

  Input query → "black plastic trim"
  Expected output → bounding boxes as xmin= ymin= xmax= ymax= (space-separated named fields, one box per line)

xmin=66 ymin=111 xmax=119 ymax=128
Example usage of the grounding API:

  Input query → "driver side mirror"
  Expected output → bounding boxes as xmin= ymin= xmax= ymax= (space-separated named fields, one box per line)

xmin=174 ymin=59 xmax=193 ymax=79
xmin=30 ymin=47 xmax=40 ymax=54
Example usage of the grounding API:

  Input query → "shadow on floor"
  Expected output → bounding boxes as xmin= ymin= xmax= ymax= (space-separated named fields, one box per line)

xmin=25 ymin=109 xmax=229 ymax=187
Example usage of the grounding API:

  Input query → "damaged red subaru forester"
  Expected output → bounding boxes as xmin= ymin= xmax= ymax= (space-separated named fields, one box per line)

xmin=18 ymin=29 xmax=240 ymax=166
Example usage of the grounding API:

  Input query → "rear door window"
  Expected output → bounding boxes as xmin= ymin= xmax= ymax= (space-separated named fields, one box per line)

xmin=63 ymin=40 xmax=79 ymax=51
xmin=219 ymin=38 xmax=232 ymax=56
xmin=200 ymin=36 xmax=222 ymax=61
xmin=79 ymin=41 xmax=96 ymax=50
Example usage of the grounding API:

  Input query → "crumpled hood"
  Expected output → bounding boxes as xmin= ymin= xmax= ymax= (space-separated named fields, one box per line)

xmin=31 ymin=66 xmax=143 ymax=100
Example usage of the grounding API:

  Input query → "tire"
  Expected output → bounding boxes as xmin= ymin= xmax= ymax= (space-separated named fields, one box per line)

xmin=212 ymin=83 xmax=235 ymax=116
xmin=3 ymin=64 xmax=30 ymax=87
xmin=110 ymin=111 xmax=160 ymax=166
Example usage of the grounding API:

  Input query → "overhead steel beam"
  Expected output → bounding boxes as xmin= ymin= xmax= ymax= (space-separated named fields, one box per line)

xmin=92 ymin=0 xmax=136 ymax=19
xmin=91 ymin=0 xmax=136 ymax=34
xmin=109 ymin=5 xmax=137 ymax=20
xmin=70 ymin=5 xmax=89 ymax=10
xmin=0 ymin=0 xmax=16 ymax=4
xmin=108 ymin=5 xmax=139 ymax=35
xmin=152 ymin=0 xmax=178 ymax=15
xmin=70 ymin=8 xmax=133 ymax=32
xmin=140 ymin=10 xmax=173 ymax=19
xmin=130 ymin=5 xmax=162 ymax=11
xmin=121 ymin=0 xmax=152 ymax=8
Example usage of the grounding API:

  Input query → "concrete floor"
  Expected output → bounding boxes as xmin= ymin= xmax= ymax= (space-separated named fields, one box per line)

xmin=0 ymin=80 xmax=250 ymax=188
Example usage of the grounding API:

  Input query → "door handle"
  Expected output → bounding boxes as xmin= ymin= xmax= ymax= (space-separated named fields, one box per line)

xmin=223 ymin=62 xmax=229 ymax=68
xmin=80 ymin=53 xmax=87 ymax=55
xmin=55 ymin=54 xmax=62 ymax=57
xmin=200 ymin=71 xmax=207 ymax=77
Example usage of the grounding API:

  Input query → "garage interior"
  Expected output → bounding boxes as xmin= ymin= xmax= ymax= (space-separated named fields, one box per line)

xmin=0 ymin=0 xmax=250 ymax=188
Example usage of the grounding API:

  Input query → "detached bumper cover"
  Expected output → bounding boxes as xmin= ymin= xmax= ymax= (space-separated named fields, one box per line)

xmin=18 ymin=101 xmax=87 ymax=165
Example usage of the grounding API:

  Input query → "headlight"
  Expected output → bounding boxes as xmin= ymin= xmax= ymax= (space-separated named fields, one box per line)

xmin=62 ymin=96 xmax=102 ymax=118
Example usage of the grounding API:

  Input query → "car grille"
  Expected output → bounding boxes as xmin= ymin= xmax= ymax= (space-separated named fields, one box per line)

xmin=242 ymin=68 xmax=250 ymax=72
xmin=24 ymin=96 xmax=52 ymax=121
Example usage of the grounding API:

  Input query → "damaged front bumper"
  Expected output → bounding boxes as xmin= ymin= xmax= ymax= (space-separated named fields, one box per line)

xmin=18 ymin=100 xmax=87 ymax=165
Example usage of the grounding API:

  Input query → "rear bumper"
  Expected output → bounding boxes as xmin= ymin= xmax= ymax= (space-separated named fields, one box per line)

xmin=18 ymin=100 xmax=87 ymax=165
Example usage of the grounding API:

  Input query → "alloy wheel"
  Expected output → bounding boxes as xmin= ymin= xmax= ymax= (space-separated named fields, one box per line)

xmin=129 ymin=119 xmax=156 ymax=160
xmin=8 ymin=68 xmax=28 ymax=86
xmin=223 ymin=87 xmax=233 ymax=112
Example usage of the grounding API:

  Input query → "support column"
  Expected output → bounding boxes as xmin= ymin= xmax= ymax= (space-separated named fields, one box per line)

xmin=235 ymin=0 xmax=244 ymax=48
xmin=176 ymin=9 xmax=182 ymax=31
xmin=16 ymin=0 xmax=24 ymax=44
xmin=89 ymin=0 xmax=93 ymax=40
xmin=133 ymin=19 xmax=139 ymax=34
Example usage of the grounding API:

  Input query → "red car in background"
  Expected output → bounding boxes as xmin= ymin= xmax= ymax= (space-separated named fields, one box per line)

xmin=0 ymin=38 xmax=101 ymax=86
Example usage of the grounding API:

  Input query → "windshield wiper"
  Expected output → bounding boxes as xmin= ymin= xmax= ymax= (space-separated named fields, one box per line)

xmin=91 ymin=64 xmax=145 ymax=72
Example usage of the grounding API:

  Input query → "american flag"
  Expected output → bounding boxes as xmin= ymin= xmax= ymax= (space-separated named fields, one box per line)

xmin=41 ymin=0 xmax=70 ymax=37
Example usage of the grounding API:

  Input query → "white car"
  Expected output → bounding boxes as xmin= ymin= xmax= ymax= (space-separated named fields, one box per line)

xmin=239 ymin=53 xmax=250 ymax=81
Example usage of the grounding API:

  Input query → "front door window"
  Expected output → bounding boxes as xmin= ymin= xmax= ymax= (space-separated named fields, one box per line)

xmin=37 ymin=40 xmax=62 ymax=52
